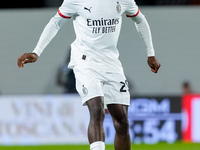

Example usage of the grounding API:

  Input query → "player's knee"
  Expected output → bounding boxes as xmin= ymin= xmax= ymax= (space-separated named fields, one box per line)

xmin=114 ymin=117 xmax=129 ymax=135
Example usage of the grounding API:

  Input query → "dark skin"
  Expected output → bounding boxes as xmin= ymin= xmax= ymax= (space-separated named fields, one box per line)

xmin=86 ymin=97 xmax=130 ymax=150
xmin=17 ymin=53 xmax=38 ymax=68
xmin=107 ymin=104 xmax=130 ymax=150
xmin=17 ymin=53 xmax=160 ymax=150
xmin=147 ymin=56 xmax=160 ymax=73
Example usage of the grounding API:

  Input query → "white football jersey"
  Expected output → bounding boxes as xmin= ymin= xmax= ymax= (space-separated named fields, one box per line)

xmin=58 ymin=0 xmax=139 ymax=73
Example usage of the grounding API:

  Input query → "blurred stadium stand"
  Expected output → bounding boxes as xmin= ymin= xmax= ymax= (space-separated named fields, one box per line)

xmin=0 ymin=0 xmax=45 ymax=8
xmin=46 ymin=0 xmax=200 ymax=6
xmin=0 ymin=0 xmax=200 ymax=8
xmin=154 ymin=0 xmax=200 ymax=5
xmin=137 ymin=0 xmax=200 ymax=5
xmin=138 ymin=0 xmax=200 ymax=5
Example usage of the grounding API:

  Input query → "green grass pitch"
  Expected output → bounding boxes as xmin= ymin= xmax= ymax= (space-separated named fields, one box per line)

xmin=0 ymin=142 xmax=200 ymax=150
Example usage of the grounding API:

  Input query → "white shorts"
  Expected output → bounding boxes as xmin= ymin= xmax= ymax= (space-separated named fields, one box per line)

xmin=73 ymin=66 xmax=130 ymax=109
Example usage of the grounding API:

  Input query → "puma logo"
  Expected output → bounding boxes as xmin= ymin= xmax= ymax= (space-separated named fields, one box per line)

xmin=84 ymin=7 xmax=92 ymax=13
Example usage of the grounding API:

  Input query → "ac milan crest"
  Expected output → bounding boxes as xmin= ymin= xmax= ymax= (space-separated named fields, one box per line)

xmin=82 ymin=85 xmax=88 ymax=95
xmin=116 ymin=2 xmax=121 ymax=13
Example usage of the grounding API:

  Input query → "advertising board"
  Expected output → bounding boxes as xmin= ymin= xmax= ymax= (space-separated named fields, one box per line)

xmin=182 ymin=94 xmax=200 ymax=142
xmin=0 ymin=95 xmax=182 ymax=145
xmin=104 ymin=97 xmax=182 ymax=144
xmin=0 ymin=95 xmax=89 ymax=145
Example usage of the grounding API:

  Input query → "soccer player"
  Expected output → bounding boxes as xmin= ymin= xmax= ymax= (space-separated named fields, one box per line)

xmin=17 ymin=0 xmax=160 ymax=150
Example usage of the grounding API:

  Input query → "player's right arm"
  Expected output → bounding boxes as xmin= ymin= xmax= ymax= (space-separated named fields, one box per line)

xmin=17 ymin=13 xmax=68 ymax=68
xmin=17 ymin=53 xmax=39 ymax=68
xmin=17 ymin=0 xmax=75 ymax=68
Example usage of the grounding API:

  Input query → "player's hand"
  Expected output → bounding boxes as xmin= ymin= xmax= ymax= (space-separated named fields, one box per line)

xmin=17 ymin=53 xmax=38 ymax=68
xmin=147 ymin=56 xmax=160 ymax=73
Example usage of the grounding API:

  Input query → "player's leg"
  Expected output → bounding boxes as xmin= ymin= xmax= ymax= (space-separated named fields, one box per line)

xmin=73 ymin=66 xmax=106 ymax=150
xmin=86 ymin=96 xmax=105 ymax=150
xmin=107 ymin=104 xmax=131 ymax=150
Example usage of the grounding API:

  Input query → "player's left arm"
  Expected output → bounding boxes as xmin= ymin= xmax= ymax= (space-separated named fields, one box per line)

xmin=129 ymin=11 xmax=160 ymax=73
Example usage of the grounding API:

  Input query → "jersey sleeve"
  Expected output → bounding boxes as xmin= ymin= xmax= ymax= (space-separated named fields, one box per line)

xmin=58 ymin=0 xmax=77 ymax=18
xmin=125 ymin=0 xmax=139 ymax=17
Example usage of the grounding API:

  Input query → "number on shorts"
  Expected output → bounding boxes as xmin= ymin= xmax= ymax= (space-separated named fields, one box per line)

xmin=120 ymin=81 xmax=127 ymax=92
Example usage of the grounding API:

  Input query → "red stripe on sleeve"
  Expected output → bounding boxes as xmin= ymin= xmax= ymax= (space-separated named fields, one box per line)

xmin=126 ymin=8 xmax=140 ymax=17
xmin=58 ymin=10 xmax=71 ymax=19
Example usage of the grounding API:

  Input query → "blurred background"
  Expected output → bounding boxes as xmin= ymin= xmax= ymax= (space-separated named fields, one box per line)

xmin=0 ymin=0 xmax=200 ymax=149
